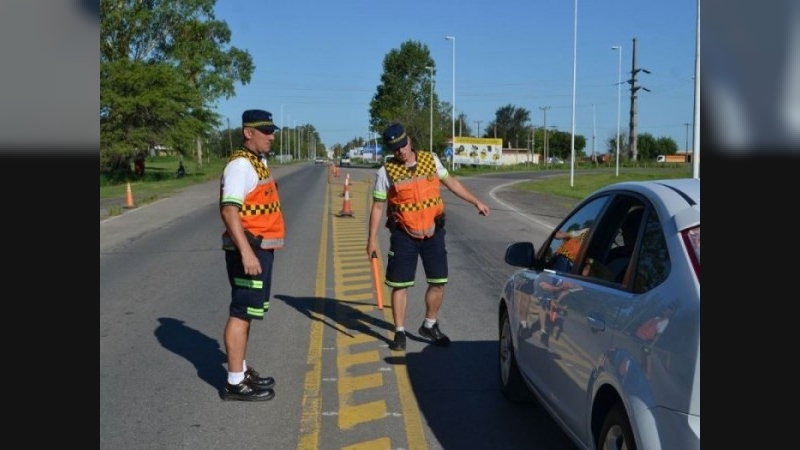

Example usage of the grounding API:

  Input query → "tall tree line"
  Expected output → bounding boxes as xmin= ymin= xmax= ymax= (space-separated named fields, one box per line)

xmin=100 ymin=0 xmax=253 ymax=174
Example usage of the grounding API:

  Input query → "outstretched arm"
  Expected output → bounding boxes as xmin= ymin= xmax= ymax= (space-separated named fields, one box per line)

xmin=440 ymin=175 xmax=489 ymax=216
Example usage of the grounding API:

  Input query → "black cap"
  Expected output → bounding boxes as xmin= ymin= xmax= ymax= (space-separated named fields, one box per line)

xmin=242 ymin=109 xmax=280 ymax=134
xmin=382 ymin=123 xmax=408 ymax=151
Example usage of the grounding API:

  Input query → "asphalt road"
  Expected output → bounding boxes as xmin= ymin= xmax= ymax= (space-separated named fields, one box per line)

xmin=100 ymin=164 xmax=580 ymax=449
xmin=99 ymin=165 xmax=575 ymax=233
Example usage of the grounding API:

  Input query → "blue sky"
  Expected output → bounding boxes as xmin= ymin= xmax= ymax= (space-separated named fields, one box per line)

xmin=213 ymin=0 xmax=698 ymax=153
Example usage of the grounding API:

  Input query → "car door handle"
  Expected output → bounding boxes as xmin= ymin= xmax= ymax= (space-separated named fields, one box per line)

xmin=586 ymin=313 xmax=605 ymax=332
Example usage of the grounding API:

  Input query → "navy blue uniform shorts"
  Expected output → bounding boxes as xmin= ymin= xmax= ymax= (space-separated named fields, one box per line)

xmin=224 ymin=248 xmax=274 ymax=320
xmin=384 ymin=227 xmax=448 ymax=288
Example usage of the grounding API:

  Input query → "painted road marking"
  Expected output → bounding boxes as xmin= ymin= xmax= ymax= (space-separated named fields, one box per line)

xmin=298 ymin=173 xmax=428 ymax=449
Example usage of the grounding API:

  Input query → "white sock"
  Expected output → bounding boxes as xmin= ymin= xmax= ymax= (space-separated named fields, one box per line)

xmin=228 ymin=371 xmax=245 ymax=385
xmin=424 ymin=318 xmax=436 ymax=328
xmin=395 ymin=327 xmax=405 ymax=332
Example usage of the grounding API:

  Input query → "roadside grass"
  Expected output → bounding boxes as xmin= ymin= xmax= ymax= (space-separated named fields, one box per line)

xmin=510 ymin=166 xmax=694 ymax=200
xmin=100 ymin=156 xmax=227 ymax=200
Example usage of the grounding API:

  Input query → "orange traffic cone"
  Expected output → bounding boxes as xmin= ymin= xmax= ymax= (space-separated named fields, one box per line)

xmin=124 ymin=182 xmax=135 ymax=208
xmin=340 ymin=173 xmax=350 ymax=197
xmin=337 ymin=178 xmax=354 ymax=217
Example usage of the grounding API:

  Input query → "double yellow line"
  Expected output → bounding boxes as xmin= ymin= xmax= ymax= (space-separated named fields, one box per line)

xmin=297 ymin=173 xmax=426 ymax=450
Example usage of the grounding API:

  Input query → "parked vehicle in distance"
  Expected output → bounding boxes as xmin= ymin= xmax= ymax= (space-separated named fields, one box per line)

xmin=339 ymin=156 xmax=351 ymax=167
xmin=656 ymin=154 xmax=692 ymax=163
xmin=314 ymin=157 xmax=326 ymax=164
xmin=547 ymin=156 xmax=565 ymax=164
xmin=498 ymin=178 xmax=700 ymax=450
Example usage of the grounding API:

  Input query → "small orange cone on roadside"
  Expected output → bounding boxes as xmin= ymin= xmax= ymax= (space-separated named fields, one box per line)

xmin=340 ymin=173 xmax=350 ymax=197
xmin=124 ymin=182 xmax=135 ymax=209
xmin=337 ymin=178 xmax=354 ymax=217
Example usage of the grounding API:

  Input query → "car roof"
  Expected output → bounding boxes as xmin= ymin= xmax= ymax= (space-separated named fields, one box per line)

xmin=592 ymin=178 xmax=700 ymax=232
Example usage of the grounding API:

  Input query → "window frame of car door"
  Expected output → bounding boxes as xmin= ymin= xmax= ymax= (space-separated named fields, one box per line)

xmin=540 ymin=191 xmax=657 ymax=291
xmin=578 ymin=193 xmax=652 ymax=290
xmin=538 ymin=194 xmax=611 ymax=274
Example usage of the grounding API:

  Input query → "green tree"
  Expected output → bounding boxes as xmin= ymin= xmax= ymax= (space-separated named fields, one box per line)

xmin=653 ymin=136 xmax=679 ymax=159
xmin=100 ymin=0 xmax=253 ymax=175
xmin=485 ymin=104 xmax=532 ymax=148
xmin=606 ymin=130 xmax=630 ymax=160
xmin=456 ymin=112 xmax=473 ymax=139
xmin=547 ymin=129 xmax=587 ymax=160
xmin=100 ymin=60 xmax=204 ymax=172
xmin=369 ymin=41 xmax=445 ymax=154
xmin=629 ymin=133 xmax=676 ymax=161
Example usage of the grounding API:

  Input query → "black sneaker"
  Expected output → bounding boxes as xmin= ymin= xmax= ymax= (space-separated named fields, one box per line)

xmin=245 ymin=366 xmax=276 ymax=389
xmin=223 ymin=381 xmax=275 ymax=401
xmin=418 ymin=322 xmax=451 ymax=346
xmin=389 ymin=331 xmax=407 ymax=351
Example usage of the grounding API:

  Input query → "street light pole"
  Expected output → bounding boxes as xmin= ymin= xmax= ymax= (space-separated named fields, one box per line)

xmin=569 ymin=0 xmax=578 ymax=187
xmin=445 ymin=35 xmax=456 ymax=171
xmin=612 ymin=45 xmax=622 ymax=176
xmin=373 ymin=131 xmax=378 ymax=163
xmin=287 ymin=114 xmax=292 ymax=161
xmin=426 ymin=66 xmax=434 ymax=152
xmin=539 ymin=106 xmax=550 ymax=166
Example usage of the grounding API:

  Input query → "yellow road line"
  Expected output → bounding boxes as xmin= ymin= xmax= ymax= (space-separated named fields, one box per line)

xmin=296 ymin=179 xmax=329 ymax=450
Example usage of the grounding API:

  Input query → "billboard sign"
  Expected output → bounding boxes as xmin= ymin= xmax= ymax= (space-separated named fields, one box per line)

xmin=452 ymin=137 xmax=504 ymax=166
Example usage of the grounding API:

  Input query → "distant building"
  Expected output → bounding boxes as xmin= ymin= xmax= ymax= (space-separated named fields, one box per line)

xmin=500 ymin=148 xmax=540 ymax=165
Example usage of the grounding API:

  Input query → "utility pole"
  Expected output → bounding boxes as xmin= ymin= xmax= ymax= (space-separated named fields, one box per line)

xmin=539 ymin=106 xmax=551 ymax=166
xmin=684 ymin=122 xmax=691 ymax=153
xmin=527 ymin=126 xmax=535 ymax=167
xmin=591 ymin=103 xmax=597 ymax=164
xmin=474 ymin=120 xmax=482 ymax=137
xmin=627 ymin=37 xmax=650 ymax=162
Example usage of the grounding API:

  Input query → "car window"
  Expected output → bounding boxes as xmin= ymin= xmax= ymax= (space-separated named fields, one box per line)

xmin=579 ymin=195 xmax=646 ymax=286
xmin=630 ymin=211 xmax=670 ymax=293
xmin=541 ymin=196 xmax=609 ymax=273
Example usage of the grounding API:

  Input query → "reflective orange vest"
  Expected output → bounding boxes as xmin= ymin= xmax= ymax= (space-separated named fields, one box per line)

xmin=221 ymin=149 xmax=285 ymax=250
xmin=384 ymin=151 xmax=445 ymax=239
xmin=555 ymin=229 xmax=587 ymax=261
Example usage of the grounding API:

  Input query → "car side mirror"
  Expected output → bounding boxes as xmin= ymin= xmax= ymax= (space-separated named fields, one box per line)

xmin=504 ymin=242 xmax=539 ymax=268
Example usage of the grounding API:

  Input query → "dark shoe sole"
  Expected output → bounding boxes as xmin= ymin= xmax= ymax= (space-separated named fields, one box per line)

xmin=223 ymin=388 xmax=275 ymax=401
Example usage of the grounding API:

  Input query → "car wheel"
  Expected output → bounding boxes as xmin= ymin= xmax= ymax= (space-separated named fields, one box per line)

xmin=499 ymin=307 xmax=534 ymax=402
xmin=597 ymin=403 xmax=636 ymax=450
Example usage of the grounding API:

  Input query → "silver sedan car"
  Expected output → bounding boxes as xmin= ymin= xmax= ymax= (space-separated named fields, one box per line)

xmin=499 ymin=178 xmax=700 ymax=450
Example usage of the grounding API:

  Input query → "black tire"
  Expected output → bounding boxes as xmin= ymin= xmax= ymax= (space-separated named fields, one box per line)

xmin=597 ymin=402 xmax=636 ymax=450
xmin=499 ymin=307 xmax=534 ymax=402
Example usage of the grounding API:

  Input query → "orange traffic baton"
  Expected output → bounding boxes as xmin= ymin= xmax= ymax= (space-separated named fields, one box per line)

xmin=370 ymin=251 xmax=384 ymax=309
